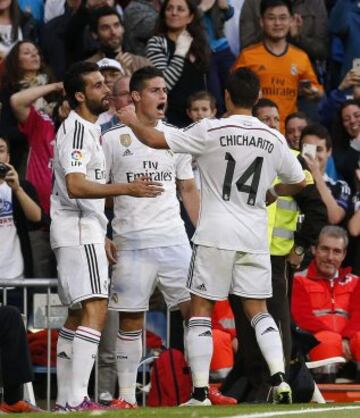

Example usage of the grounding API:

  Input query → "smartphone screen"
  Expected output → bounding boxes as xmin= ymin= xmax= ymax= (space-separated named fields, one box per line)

xmin=302 ymin=143 xmax=317 ymax=159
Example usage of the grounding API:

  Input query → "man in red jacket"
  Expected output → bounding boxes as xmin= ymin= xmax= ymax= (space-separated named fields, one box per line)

xmin=291 ymin=226 xmax=360 ymax=379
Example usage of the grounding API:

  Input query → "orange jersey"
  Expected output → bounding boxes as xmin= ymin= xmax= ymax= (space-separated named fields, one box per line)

xmin=233 ymin=42 xmax=323 ymax=128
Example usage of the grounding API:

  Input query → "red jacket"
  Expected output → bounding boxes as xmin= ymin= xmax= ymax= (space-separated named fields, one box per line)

xmin=291 ymin=260 xmax=359 ymax=335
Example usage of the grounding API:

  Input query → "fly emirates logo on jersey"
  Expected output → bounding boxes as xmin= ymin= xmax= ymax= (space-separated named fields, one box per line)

xmin=125 ymin=159 xmax=174 ymax=183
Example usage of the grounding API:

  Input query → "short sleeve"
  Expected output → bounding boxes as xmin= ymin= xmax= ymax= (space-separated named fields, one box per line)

xmin=102 ymin=135 xmax=114 ymax=182
xmin=18 ymin=107 xmax=52 ymax=145
xmin=175 ymin=153 xmax=194 ymax=180
xmin=163 ymin=121 xmax=207 ymax=157
xmin=277 ymin=145 xmax=305 ymax=184
xmin=59 ymin=124 xmax=92 ymax=176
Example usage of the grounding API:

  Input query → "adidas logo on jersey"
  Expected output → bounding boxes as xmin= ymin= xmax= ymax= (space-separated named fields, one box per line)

xmin=196 ymin=283 xmax=207 ymax=291
xmin=123 ymin=149 xmax=133 ymax=157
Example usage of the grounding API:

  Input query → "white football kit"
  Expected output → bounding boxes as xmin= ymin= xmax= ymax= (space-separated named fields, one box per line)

xmin=163 ymin=114 xmax=305 ymax=300
xmin=50 ymin=110 xmax=109 ymax=305
xmin=102 ymin=120 xmax=193 ymax=311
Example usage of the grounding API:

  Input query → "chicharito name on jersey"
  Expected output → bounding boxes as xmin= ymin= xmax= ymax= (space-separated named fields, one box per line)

xmin=219 ymin=134 xmax=275 ymax=153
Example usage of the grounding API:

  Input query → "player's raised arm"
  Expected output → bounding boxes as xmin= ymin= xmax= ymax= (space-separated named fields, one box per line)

xmin=119 ymin=105 xmax=169 ymax=149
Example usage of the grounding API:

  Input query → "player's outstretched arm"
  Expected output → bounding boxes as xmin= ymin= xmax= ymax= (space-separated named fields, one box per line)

xmin=66 ymin=173 xmax=164 ymax=199
xmin=268 ymin=179 xmax=306 ymax=200
xmin=118 ymin=105 xmax=169 ymax=149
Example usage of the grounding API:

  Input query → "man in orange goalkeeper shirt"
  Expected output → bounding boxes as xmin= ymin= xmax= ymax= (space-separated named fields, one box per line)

xmin=233 ymin=0 xmax=323 ymax=131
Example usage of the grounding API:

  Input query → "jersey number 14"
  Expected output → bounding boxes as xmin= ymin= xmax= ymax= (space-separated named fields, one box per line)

xmin=222 ymin=152 xmax=263 ymax=206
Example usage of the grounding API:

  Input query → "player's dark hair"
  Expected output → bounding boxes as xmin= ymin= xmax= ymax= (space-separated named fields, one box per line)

xmin=130 ymin=66 xmax=164 ymax=92
xmin=89 ymin=6 xmax=122 ymax=34
xmin=64 ymin=61 xmax=99 ymax=109
xmin=260 ymin=0 xmax=292 ymax=16
xmin=300 ymin=124 xmax=332 ymax=151
xmin=252 ymin=98 xmax=278 ymax=117
xmin=186 ymin=90 xmax=216 ymax=110
xmin=226 ymin=68 xmax=260 ymax=109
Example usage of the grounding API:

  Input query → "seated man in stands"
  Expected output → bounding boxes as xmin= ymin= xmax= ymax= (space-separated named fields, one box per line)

xmin=291 ymin=226 xmax=360 ymax=382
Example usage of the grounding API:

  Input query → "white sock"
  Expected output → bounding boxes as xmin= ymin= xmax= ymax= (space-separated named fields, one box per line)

xmin=116 ymin=329 xmax=143 ymax=404
xmin=68 ymin=326 xmax=101 ymax=406
xmin=251 ymin=312 xmax=285 ymax=376
xmin=183 ymin=320 xmax=189 ymax=362
xmin=56 ymin=327 xmax=75 ymax=406
xmin=186 ymin=317 xmax=213 ymax=388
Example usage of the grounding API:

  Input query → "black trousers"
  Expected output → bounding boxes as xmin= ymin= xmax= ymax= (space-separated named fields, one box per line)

xmin=0 ymin=306 xmax=33 ymax=402
xmin=225 ymin=255 xmax=291 ymax=401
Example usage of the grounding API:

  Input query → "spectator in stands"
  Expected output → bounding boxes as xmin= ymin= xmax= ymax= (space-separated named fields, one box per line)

xmin=41 ymin=0 xmax=83 ymax=80
xmin=252 ymin=98 xmax=280 ymax=130
xmin=347 ymin=171 xmax=360 ymax=275
xmin=87 ymin=7 xmax=150 ymax=73
xmin=0 ymin=136 xmax=42 ymax=283
xmin=319 ymin=68 xmax=360 ymax=132
xmin=291 ymin=226 xmax=360 ymax=382
xmin=199 ymin=0 xmax=235 ymax=114
xmin=0 ymin=306 xmax=41 ymax=413
xmin=0 ymin=0 xmax=38 ymax=59
xmin=100 ymin=75 xmax=132 ymax=132
xmin=146 ymin=0 xmax=210 ymax=127
xmin=64 ymin=0 xmax=120 ymax=63
xmin=233 ymin=0 xmax=323 ymax=131
xmin=0 ymin=41 xmax=52 ymax=175
xmin=239 ymin=0 xmax=329 ymax=65
xmin=333 ymin=99 xmax=360 ymax=193
xmin=300 ymin=124 xmax=352 ymax=226
xmin=10 ymin=82 xmax=66 ymax=278
xmin=285 ymin=111 xmax=309 ymax=150
xmin=96 ymin=58 xmax=123 ymax=125
xmin=330 ymin=0 xmax=360 ymax=79
xmin=123 ymin=0 xmax=160 ymax=56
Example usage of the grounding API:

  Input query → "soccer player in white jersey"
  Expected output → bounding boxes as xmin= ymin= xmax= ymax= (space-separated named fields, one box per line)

xmin=118 ymin=68 xmax=307 ymax=405
xmin=51 ymin=61 xmax=164 ymax=412
xmin=101 ymin=67 xmax=199 ymax=408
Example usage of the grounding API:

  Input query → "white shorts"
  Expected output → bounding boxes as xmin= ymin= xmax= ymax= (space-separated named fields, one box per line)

xmin=54 ymin=244 xmax=109 ymax=306
xmin=109 ymin=244 xmax=191 ymax=312
xmin=187 ymin=245 xmax=272 ymax=300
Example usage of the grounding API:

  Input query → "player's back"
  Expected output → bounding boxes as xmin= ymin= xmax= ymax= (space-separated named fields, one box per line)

xmin=165 ymin=114 xmax=304 ymax=253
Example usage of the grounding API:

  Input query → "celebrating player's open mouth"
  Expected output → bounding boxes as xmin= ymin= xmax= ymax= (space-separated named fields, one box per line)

xmin=156 ymin=101 xmax=167 ymax=117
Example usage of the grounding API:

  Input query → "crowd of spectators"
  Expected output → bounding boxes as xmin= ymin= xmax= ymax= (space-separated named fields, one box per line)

xmin=0 ymin=0 xmax=360 ymax=403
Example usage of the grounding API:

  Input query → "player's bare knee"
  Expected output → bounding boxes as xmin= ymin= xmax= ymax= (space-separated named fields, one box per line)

xmin=119 ymin=311 xmax=144 ymax=331
xmin=190 ymin=294 xmax=215 ymax=318
xmin=82 ymin=298 xmax=109 ymax=330
xmin=65 ymin=308 xmax=82 ymax=330
xmin=178 ymin=300 xmax=191 ymax=320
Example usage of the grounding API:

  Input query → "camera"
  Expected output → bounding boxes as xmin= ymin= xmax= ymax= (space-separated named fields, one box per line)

xmin=0 ymin=162 xmax=10 ymax=179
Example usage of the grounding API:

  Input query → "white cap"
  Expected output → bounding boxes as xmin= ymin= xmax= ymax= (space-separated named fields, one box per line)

xmin=97 ymin=58 xmax=123 ymax=72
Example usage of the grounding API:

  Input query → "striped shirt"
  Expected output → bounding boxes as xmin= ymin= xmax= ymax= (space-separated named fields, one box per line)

xmin=146 ymin=35 xmax=186 ymax=91
xmin=50 ymin=111 xmax=107 ymax=249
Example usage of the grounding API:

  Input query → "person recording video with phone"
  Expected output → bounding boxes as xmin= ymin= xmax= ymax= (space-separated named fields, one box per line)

xmin=300 ymin=124 xmax=352 ymax=226
xmin=0 ymin=136 xmax=43 ymax=292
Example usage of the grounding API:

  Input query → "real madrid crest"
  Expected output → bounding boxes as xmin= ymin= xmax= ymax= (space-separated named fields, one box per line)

xmin=120 ymin=133 xmax=132 ymax=147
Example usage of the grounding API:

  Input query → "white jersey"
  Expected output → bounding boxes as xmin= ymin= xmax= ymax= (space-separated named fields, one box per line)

xmin=50 ymin=111 xmax=108 ymax=249
xmin=102 ymin=120 xmax=193 ymax=249
xmin=164 ymin=114 xmax=305 ymax=253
